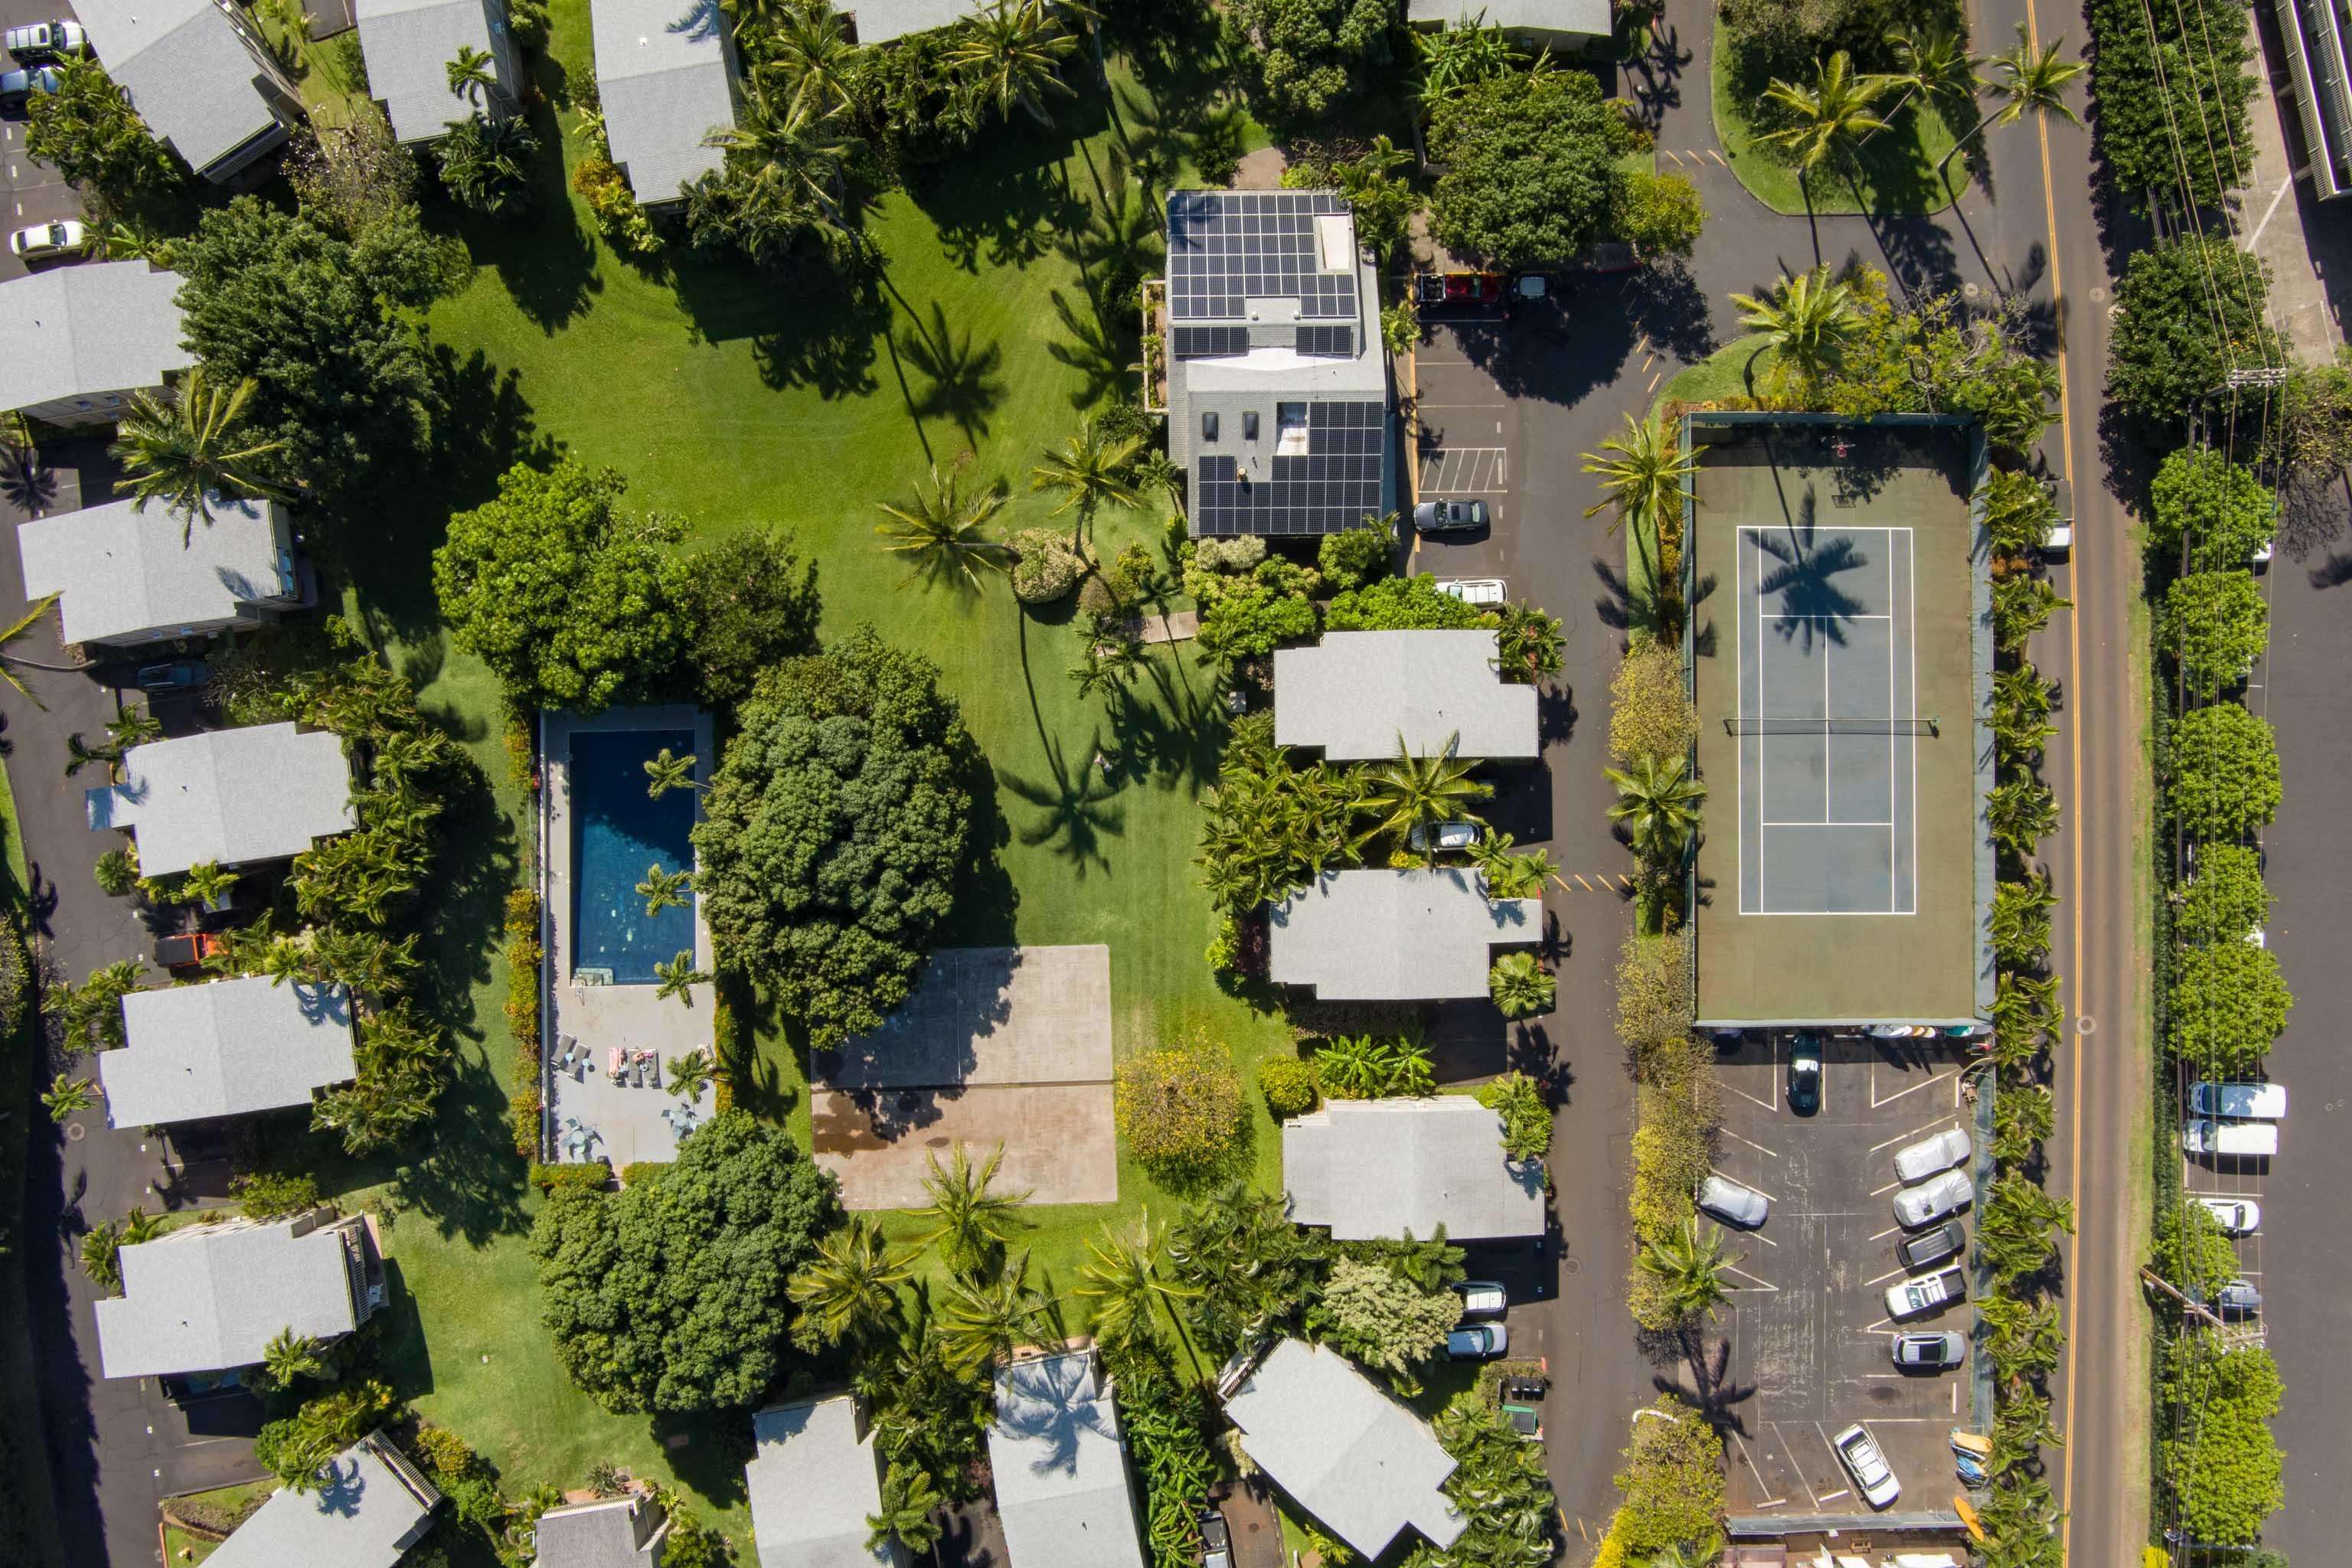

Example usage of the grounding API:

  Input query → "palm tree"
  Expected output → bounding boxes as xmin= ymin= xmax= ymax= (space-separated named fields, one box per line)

xmin=704 ymin=79 xmax=855 ymax=222
xmin=1989 ymin=871 xmax=2057 ymax=967
xmin=1637 ymin=1217 xmax=1740 ymax=1323
xmin=915 ymin=1142 xmax=1033 ymax=1280
xmin=1077 ymin=1210 xmax=1197 ymax=1357
xmin=446 ymin=44 xmax=498 ymax=106
xmin=1728 ymin=267 xmax=1858 ymax=394
xmin=1069 ymin=638 xmax=1146 ymax=702
xmin=120 ymin=1207 xmax=166 ymax=1246
xmin=1353 ymin=733 xmax=1493 ymax=854
xmin=1758 ymin=51 xmax=1889 ymax=181
xmin=44 ymin=1074 xmax=99 ymax=1122
xmin=111 ymin=370 xmax=293 ymax=543
xmin=1605 ymin=753 xmax=1708 ymax=865
xmin=1879 ymin=26 xmax=1981 ymax=127
xmin=1412 ymin=14 xmax=1524 ymax=105
xmin=865 ymin=1462 xmax=944 ymax=1557
xmin=1987 ymin=777 xmax=2060 ymax=859
xmin=637 ymin=863 xmax=693 ymax=918
xmin=643 ymin=746 xmax=697 ymax=799
xmin=876 ymin=459 xmax=1011 ymax=593
xmin=939 ymin=1247 xmax=1050 ymax=1369
xmin=259 ymin=936 xmax=312 ymax=988
xmin=949 ymin=0 xmax=1078 ymax=127
xmin=0 ymin=592 xmax=61 ymax=707
xmin=1489 ymin=950 xmax=1555 ymax=1020
xmin=667 ymin=1046 xmax=718 ymax=1104
xmin=79 ymin=1221 xmax=122 ymax=1292
xmin=94 ymin=848 xmax=138 ymax=898
xmin=1939 ymin=23 xmax=2084 ymax=176
xmin=1029 ymin=416 xmax=1141 ymax=542
xmin=1580 ymin=412 xmax=1699 ymax=550
xmin=770 ymin=2 xmax=863 ymax=119
xmin=791 ymin=1214 xmax=916 ymax=1350
xmin=1466 ymin=831 xmax=1554 ymax=899
xmin=652 ymin=951 xmax=710 ymax=1006
xmin=1991 ymin=574 xmax=2070 ymax=649
xmin=106 ymin=702 xmax=163 ymax=753
xmin=1129 ymin=449 xmax=1184 ymax=516
xmin=260 ymin=1327 xmax=327 ymax=1390
xmin=180 ymin=860 xmax=239 ymax=910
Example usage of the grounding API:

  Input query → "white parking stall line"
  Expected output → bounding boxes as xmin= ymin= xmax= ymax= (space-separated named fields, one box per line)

xmin=1728 ymin=1429 xmax=1785 ymax=1508
xmin=1863 ymin=1265 xmax=1909 ymax=1287
xmin=1868 ymin=1180 xmax=1903 ymax=1197
xmin=1724 ymin=1264 xmax=1780 ymax=1292
xmin=1777 ymin=1427 xmax=1824 ymax=1509
xmin=1870 ymin=1115 xmax=1963 ymax=1153
xmin=1818 ymin=1490 xmax=1851 ymax=1504
xmin=1870 ymin=1062 xmax=1955 ymax=1108
xmin=1869 ymin=1223 xmax=1905 ymax=1241
xmin=1418 ymin=445 xmax=1509 ymax=494
xmin=1723 ymin=1077 xmax=1782 ymax=1113
xmin=1722 ymin=1128 xmax=1781 ymax=1159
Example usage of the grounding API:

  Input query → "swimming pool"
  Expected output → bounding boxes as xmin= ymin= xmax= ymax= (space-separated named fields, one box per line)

xmin=569 ymin=730 xmax=697 ymax=985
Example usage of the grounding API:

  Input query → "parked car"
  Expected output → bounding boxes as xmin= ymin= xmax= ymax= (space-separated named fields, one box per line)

xmin=1446 ymin=1323 xmax=1509 ymax=1360
xmin=2042 ymin=474 xmax=2073 ymax=559
xmin=2210 ymin=1279 xmax=2262 ymax=1319
xmin=1883 ymin=1265 xmax=1967 ymax=1321
xmin=1452 ymin=1280 xmax=1508 ymax=1318
xmin=1438 ymin=577 xmax=1507 ymax=606
xmin=1893 ymin=1126 xmax=1973 ymax=1184
xmin=136 ymin=658 xmax=211 ymax=691
xmin=1198 ymin=1509 xmax=1233 ymax=1568
xmin=1832 ymin=1423 xmax=1902 ymax=1509
xmin=2253 ymin=537 xmax=2274 ymax=570
xmin=1409 ymin=820 xmax=1480 ymax=852
xmin=1413 ymin=498 xmax=1488 ymax=533
xmin=1787 ymin=1037 xmax=1822 ymax=1115
xmin=1893 ymin=1168 xmax=1975 ymax=1229
xmin=2182 ymin=1119 xmax=2278 ymax=1158
xmin=0 ymin=64 xmax=62 ymax=112
xmin=1697 ymin=1173 xmax=1770 ymax=1228
xmin=1899 ymin=1219 xmax=1967 ymax=1272
xmin=3 ymin=21 xmax=86 ymax=61
xmin=154 ymin=931 xmax=224 ymax=971
xmin=9 ymin=218 xmax=88 ymax=261
xmin=1890 ymin=1331 xmax=1967 ymax=1370
xmin=2187 ymin=1081 xmax=2287 ymax=1120
xmin=2195 ymin=1196 xmax=2260 ymax=1235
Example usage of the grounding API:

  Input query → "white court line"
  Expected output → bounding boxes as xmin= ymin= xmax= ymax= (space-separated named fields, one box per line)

xmin=1906 ymin=529 xmax=1919 ymax=913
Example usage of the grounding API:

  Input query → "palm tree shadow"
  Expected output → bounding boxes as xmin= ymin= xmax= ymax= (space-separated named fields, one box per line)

xmin=1751 ymin=492 xmax=1869 ymax=648
xmin=1 ymin=444 xmax=59 ymax=514
xmin=894 ymin=300 xmax=1008 ymax=446
xmin=1046 ymin=287 xmax=1129 ymax=410
xmin=997 ymin=727 xmax=1125 ymax=875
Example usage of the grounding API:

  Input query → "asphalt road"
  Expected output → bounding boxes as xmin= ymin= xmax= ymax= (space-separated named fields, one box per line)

xmin=0 ymin=0 xmax=83 ymax=286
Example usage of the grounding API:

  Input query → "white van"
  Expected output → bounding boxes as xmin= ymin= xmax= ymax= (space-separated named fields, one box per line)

xmin=2183 ymin=1119 xmax=2278 ymax=1157
xmin=2188 ymin=1081 xmax=2287 ymax=1120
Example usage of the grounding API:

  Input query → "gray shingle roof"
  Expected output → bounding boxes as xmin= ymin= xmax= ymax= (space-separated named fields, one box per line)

xmin=841 ymin=0 xmax=975 ymax=41
xmin=207 ymin=1433 xmax=441 ymax=1568
xmin=1274 ymin=630 xmax=1539 ymax=761
xmin=87 ymin=723 xmax=355 ymax=877
xmin=0 ymin=261 xmax=193 ymax=418
xmin=1406 ymin=0 xmax=1611 ymax=35
xmin=356 ymin=0 xmax=503 ymax=142
xmin=74 ymin=0 xmax=286 ymax=174
xmin=746 ymin=1399 xmax=899 ymax=1568
xmin=1283 ymin=1097 xmax=1545 ymax=1241
xmin=18 ymin=494 xmax=290 ymax=647
xmin=988 ymin=1352 xmax=1148 ymax=1568
xmin=1222 ymin=1340 xmax=1463 ymax=1558
xmin=590 ymin=0 xmax=732 ymax=202
xmin=534 ymin=1495 xmax=667 ymax=1568
xmin=1267 ymin=869 xmax=1542 ymax=1001
xmin=100 ymin=975 xmax=356 ymax=1129
xmin=94 ymin=1214 xmax=361 ymax=1377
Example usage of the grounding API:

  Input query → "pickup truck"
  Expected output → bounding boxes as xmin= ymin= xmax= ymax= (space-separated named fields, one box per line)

xmin=154 ymin=930 xmax=224 ymax=972
xmin=1883 ymin=1265 xmax=1966 ymax=1321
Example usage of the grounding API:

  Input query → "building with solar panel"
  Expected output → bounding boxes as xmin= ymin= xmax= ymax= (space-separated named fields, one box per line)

xmin=1157 ymin=190 xmax=1395 ymax=538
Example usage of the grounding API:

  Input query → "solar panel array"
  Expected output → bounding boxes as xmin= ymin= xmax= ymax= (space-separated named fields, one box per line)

xmin=1296 ymin=325 xmax=1355 ymax=358
xmin=1171 ymin=325 xmax=1251 ymax=360
xmin=1166 ymin=190 xmax=1360 ymax=324
xmin=1191 ymin=401 xmax=1387 ymax=537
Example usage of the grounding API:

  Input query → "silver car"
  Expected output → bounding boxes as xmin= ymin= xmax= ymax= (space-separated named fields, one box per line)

xmin=2195 ymin=1196 xmax=2260 ymax=1235
xmin=2 ymin=21 xmax=85 ymax=61
xmin=1413 ymin=498 xmax=1488 ymax=533
xmin=1883 ymin=1265 xmax=1966 ymax=1321
xmin=1892 ymin=1126 xmax=1972 ymax=1184
xmin=1890 ymin=1330 xmax=1966 ymax=1370
xmin=1697 ymin=1174 xmax=1769 ymax=1228
xmin=1893 ymin=1167 xmax=1974 ymax=1228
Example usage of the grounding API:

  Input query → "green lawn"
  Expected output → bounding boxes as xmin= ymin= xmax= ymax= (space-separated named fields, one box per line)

xmin=280 ymin=5 xmax=1295 ymax=1534
xmin=1655 ymin=337 xmax=1775 ymax=420
xmin=160 ymin=1478 xmax=279 ymax=1566
xmin=1710 ymin=28 xmax=1972 ymax=217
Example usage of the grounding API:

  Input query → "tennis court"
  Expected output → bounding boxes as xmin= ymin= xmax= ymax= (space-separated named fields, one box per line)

xmin=1734 ymin=524 xmax=1926 ymax=916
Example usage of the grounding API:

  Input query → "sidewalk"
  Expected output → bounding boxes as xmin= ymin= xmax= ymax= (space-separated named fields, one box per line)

xmin=2246 ymin=0 xmax=2352 ymax=363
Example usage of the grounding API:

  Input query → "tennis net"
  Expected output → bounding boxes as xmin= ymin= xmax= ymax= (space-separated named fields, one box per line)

xmin=1723 ymin=717 xmax=1940 ymax=737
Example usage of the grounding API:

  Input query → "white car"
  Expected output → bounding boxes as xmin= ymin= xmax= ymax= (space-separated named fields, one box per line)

xmin=2187 ymin=1081 xmax=2286 ymax=1120
xmin=2195 ymin=1196 xmax=2260 ymax=1235
xmin=1893 ymin=1167 xmax=1975 ymax=1228
xmin=1408 ymin=820 xmax=1480 ymax=851
xmin=9 ymin=218 xmax=87 ymax=260
xmin=1832 ymin=1423 xmax=1902 ymax=1509
xmin=1697 ymin=1174 xmax=1769 ymax=1228
xmin=1892 ymin=1126 xmax=1972 ymax=1184
xmin=1884 ymin=1264 xmax=1966 ymax=1320
xmin=2252 ymin=537 xmax=2274 ymax=570
xmin=1438 ymin=577 xmax=1506 ymax=606
xmin=1453 ymin=1280 xmax=1508 ymax=1318
xmin=2042 ymin=520 xmax=2073 ymax=558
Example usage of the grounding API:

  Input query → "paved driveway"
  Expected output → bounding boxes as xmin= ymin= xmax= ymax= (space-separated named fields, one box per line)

xmin=0 ymin=0 xmax=84 ymax=286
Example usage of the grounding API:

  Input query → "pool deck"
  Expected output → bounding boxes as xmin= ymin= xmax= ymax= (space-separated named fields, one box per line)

xmin=539 ymin=705 xmax=717 ymax=1171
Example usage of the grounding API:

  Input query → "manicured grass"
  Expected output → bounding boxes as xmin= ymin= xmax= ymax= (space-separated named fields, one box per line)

xmin=160 ymin=1478 xmax=279 ymax=1566
xmin=1655 ymin=337 xmax=1775 ymax=419
xmin=1710 ymin=28 xmax=1971 ymax=217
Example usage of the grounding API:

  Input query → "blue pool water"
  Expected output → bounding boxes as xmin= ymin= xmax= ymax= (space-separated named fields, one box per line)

xmin=570 ymin=730 xmax=697 ymax=985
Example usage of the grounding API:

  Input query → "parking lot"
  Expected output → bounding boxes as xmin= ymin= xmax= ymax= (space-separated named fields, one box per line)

xmin=1710 ymin=1034 xmax=1980 ymax=1519
xmin=0 ymin=0 xmax=85 ymax=286
xmin=1410 ymin=319 xmax=1521 ymax=564
xmin=2176 ymin=1076 xmax=2266 ymax=1325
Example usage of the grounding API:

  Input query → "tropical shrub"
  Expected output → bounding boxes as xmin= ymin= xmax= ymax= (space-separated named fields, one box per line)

xmin=2174 ymin=841 xmax=2267 ymax=945
xmin=1426 ymin=69 xmax=1629 ymax=271
xmin=1609 ymin=635 xmax=1697 ymax=766
xmin=2167 ymin=703 xmax=2281 ymax=840
xmin=1009 ymin=528 xmax=1086 ymax=604
xmin=1316 ymin=520 xmax=1393 ymax=592
xmin=255 ymin=1380 xmax=400 ymax=1488
xmin=2163 ymin=571 xmax=2267 ymax=696
xmin=1112 ymin=1358 xmax=1217 ymax=1568
xmin=1307 ymin=1257 xmax=1460 ymax=1392
xmin=232 ymin=1171 xmax=321 ymax=1222
xmin=1324 ymin=573 xmax=1493 ymax=631
xmin=1490 ymin=951 xmax=1554 ymax=1018
xmin=1256 ymin=1056 xmax=1319 ymax=1117
xmin=1233 ymin=0 xmax=1398 ymax=119
xmin=2169 ymin=939 xmax=2290 ymax=1073
xmin=1476 ymin=1071 xmax=1552 ymax=1161
xmin=1609 ymin=1396 xmax=1725 ymax=1563
xmin=572 ymin=155 xmax=661 ymax=253
xmin=1196 ymin=713 xmax=1362 ymax=915
xmin=1312 ymin=1032 xmax=1433 ymax=1098
xmin=2158 ymin=1336 xmax=2283 ymax=1545
xmin=1113 ymin=1031 xmax=1246 ymax=1181
xmin=2150 ymin=1201 xmax=2243 ymax=1310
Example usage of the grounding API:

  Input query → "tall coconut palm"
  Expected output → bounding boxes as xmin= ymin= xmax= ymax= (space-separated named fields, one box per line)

xmin=770 ymin=1 xmax=863 ymax=119
xmin=1129 ymin=449 xmax=1184 ymax=516
xmin=79 ymin=1221 xmax=123 ymax=1292
xmin=111 ymin=370 xmax=293 ymax=543
xmin=791 ymin=1213 xmax=916 ymax=1350
xmin=260 ymin=1327 xmax=327 ymax=1390
xmin=915 ymin=1142 xmax=1033 ymax=1280
xmin=864 ymin=1463 xmax=944 ymax=1557
xmin=1728 ymin=267 xmax=1858 ymax=394
xmin=1879 ymin=26 xmax=1981 ymax=127
xmin=875 ymin=458 xmax=1011 ymax=594
xmin=1605 ymin=753 xmax=1708 ymax=864
xmin=446 ymin=44 xmax=498 ymax=106
xmin=1638 ymin=1217 xmax=1739 ymax=1323
xmin=636 ymin=864 xmax=693 ymax=918
xmin=653 ymin=951 xmax=710 ymax=1006
xmin=1758 ymin=51 xmax=1889 ymax=180
xmin=643 ymin=746 xmax=697 ymax=799
xmin=704 ymin=79 xmax=855 ymax=222
xmin=1077 ymin=1210 xmax=1198 ymax=1360
xmin=939 ymin=1246 xmax=1050 ymax=1370
xmin=1939 ymin=23 xmax=2084 ymax=175
xmin=1352 ymin=733 xmax=1493 ymax=854
xmin=668 ymin=1046 xmax=718 ymax=1104
xmin=0 ymin=591 xmax=61 ymax=708
xmin=949 ymin=0 xmax=1078 ymax=127
xmin=1029 ymin=416 xmax=1141 ymax=542
xmin=1581 ymin=413 xmax=1699 ymax=576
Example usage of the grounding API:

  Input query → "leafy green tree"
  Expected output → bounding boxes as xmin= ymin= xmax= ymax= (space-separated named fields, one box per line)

xmin=111 ymin=370 xmax=293 ymax=541
xmin=1324 ymin=573 xmax=1491 ymax=631
xmin=529 ymin=1112 xmax=841 ymax=1411
xmin=1306 ymin=1257 xmax=1459 ymax=1393
xmin=2168 ymin=701 xmax=2282 ymax=839
xmin=24 ymin=58 xmax=180 ymax=205
xmin=1167 ymin=1180 xmax=1326 ymax=1355
xmin=2158 ymin=1336 xmax=2282 ymax=1544
xmin=676 ymin=528 xmax=822 ymax=704
xmin=913 ymin=1142 xmax=1032 ymax=1282
xmin=1611 ymin=169 xmax=1707 ymax=260
xmin=2089 ymin=0 xmax=2253 ymax=213
xmin=172 ymin=197 xmax=439 ymax=497
xmin=1233 ymin=0 xmax=1397 ymax=119
xmin=2108 ymin=239 xmax=2279 ymax=426
xmin=2175 ymin=841 xmax=2268 ymax=945
xmin=435 ymin=113 xmax=538 ymax=215
xmin=1354 ymin=733 xmax=1493 ymax=851
xmin=789 ymin=1213 xmax=915 ymax=1351
xmin=2149 ymin=446 xmax=2276 ymax=571
xmin=2161 ymin=571 xmax=2267 ymax=695
xmin=1758 ymin=51 xmax=1888 ymax=179
xmin=1316 ymin=520 xmax=1392 ymax=593
xmin=1426 ymin=68 xmax=1625 ymax=272
xmin=1606 ymin=753 xmax=1707 ymax=864
xmin=2171 ymin=938 xmax=2290 ymax=1073
xmin=1489 ymin=950 xmax=1555 ymax=1020
xmin=692 ymin=631 xmax=973 ymax=1046
xmin=434 ymin=460 xmax=693 ymax=713
xmin=876 ymin=459 xmax=1011 ymax=593
xmin=2150 ymin=1202 xmax=2242 ymax=1310
xmin=1610 ymin=1396 xmax=1726 ymax=1563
